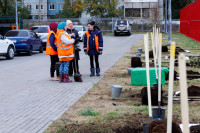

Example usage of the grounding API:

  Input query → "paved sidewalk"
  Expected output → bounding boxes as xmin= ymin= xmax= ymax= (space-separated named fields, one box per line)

xmin=0 ymin=34 xmax=143 ymax=133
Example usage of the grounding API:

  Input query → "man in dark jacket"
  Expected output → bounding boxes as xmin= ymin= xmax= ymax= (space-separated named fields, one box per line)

xmin=83 ymin=21 xmax=103 ymax=77
xmin=66 ymin=20 xmax=81 ymax=76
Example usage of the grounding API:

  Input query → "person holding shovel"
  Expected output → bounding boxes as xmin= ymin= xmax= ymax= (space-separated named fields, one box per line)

xmin=66 ymin=20 xmax=82 ymax=77
xmin=84 ymin=21 xmax=103 ymax=77
xmin=46 ymin=22 xmax=59 ymax=81
xmin=56 ymin=22 xmax=75 ymax=83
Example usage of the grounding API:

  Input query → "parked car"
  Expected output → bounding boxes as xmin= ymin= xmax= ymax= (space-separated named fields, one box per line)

xmin=114 ymin=20 xmax=131 ymax=36
xmin=0 ymin=34 xmax=15 ymax=59
xmin=30 ymin=25 xmax=49 ymax=48
xmin=74 ymin=25 xmax=86 ymax=41
xmin=5 ymin=30 xmax=43 ymax=56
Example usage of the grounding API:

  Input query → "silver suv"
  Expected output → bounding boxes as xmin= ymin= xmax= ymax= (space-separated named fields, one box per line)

xmin=114 ymin=20 xmax=131 ymax=36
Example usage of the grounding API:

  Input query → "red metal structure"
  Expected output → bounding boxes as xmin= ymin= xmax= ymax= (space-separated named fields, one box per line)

xmin=180 ymin=0 xmax=200 ymax=42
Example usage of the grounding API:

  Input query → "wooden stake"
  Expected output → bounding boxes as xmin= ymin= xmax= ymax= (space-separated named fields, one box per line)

xmin=144 ymin=33 xmax=152 ymax=121
xmin=167 ymin=42 xmax=176 ymax=133
xmin=158 ymin=33 xmax=162 ymax=106
xmin=179 ymin=53 xmax=190 ymax=133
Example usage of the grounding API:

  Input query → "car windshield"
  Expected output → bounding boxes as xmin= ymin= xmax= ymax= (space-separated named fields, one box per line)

xmin=31 ymin=27 xmax=48 ymax=33
xmin=117 ymin=20 xmax=127 ymax=25
xmin=74 ymin=27 xmax=82 ymax=32
xmin=84 ymin=26 xmax=88 ymax=31
xmin=5 ymin=31 xmax=28 ymax=37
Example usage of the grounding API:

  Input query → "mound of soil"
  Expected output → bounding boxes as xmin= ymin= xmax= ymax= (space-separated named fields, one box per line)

xmin=64 ymin=114 xmax=148 ymax=133
xmin=175 ymin=47 xmax=185 ymax=54
xmin=162 ymin=45 xmax=168 ymax=52
xmin=165 ymin=70 xmax=178 ymax=81
xmin=149 ymin=119 xmax=182 ymax=133
xmin=190 ymin=125 xmax=200 ymax=133
xmin=188 ymin=85 xmax=200 ymax=96
xmin=131 ymin=57 xmax=142 ymax=67
xmin=149 ymin=51 xmax=154 ymax=58
xmin=141 ymin=87 xmax=163 ymax=106
xmin=187 ymin=75 xmax=200 ymax=80
xmin=187 ymin=70 xmax=200 ymax=75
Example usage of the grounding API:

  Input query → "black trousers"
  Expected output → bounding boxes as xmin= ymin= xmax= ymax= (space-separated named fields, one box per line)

xmin=50 ymin=55 xmax=59 ymax=77
xmin=69 ymin=59 xmax=80 ymax=75
xmin=90 ymin=55 xmax=99 ymax=68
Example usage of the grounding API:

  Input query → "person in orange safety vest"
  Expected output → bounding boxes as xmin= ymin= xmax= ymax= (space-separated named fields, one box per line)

xmin=83 ymin=21 xmax=103 ymax=77
xmin=46 ymin=22 xmax=59 ymax=81
xmin=56 ymin=22 xmax=75 ymax=83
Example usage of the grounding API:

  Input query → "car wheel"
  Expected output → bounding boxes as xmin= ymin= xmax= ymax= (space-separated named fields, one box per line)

xmin=27 ymin=46 xmax=33 ymax=56
xmin=114 ymin=32 xmax=118 ymax=36
xmin=39 ymin=46 xmax=43 ymax=53
xmin=6 ymin=46 xmax=15 ymax=59
xmin=127 ymin=32 xmax=131 ymax=36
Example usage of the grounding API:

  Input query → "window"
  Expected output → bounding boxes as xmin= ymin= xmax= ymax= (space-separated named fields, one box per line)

xmin=5 ymin=31 xmax=28 ymax=37
xmin=41 ymin=5 xmax=43 ymax=10
xmin=142 ymin=8 xmax=149 ymax=18
xmin=36 ymin=5 xmax=39 ymax=10
xmin=49 ymin=4 xmax=55 ymax=10
xmin=60 ymin=4 xmax=63 ymax=10
xmin=27 ymin=5 xmax=31 ymax=10
xmin=125 ymin=8 xmax=140 ymax=17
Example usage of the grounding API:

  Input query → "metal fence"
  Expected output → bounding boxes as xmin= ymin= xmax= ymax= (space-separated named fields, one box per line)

xmin=23 ymin=17 xmax=180 ymax=32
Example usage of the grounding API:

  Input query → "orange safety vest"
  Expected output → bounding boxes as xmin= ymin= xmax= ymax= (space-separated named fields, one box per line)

xmin=85 ymin=31 xmax=99 ymax=52
xmin=56 ymin=29 xmax=74 ymax=61
xmin=46 ymin=31 xmax=57 ymax=55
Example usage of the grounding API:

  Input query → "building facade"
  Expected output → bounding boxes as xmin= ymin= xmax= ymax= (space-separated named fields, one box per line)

xmin=124 ymin=0 xmax=163 ymax=20
xmin=23 ymin=0 xmax=65 ymax=19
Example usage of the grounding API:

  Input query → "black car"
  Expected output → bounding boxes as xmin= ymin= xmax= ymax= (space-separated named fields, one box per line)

xmin=114 ymin=20 xmax=131 ymax=36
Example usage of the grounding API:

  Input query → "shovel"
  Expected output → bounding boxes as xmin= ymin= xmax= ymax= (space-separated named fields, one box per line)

xmin=143 ymin=33 xmax=152 ymax=133
xmin=71 ymin=29 xmax=83 ymax=82
xmin=153 ymin=33 xmax=165 ymax=120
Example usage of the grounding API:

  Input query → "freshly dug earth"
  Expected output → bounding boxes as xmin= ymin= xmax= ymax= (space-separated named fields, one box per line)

xmin=131 ymin=57 xmax=142 ymax=67
xmin=188 ymin=85 xmax=200 ymax=96
xmin=175 ymin=47 xmax=185 ymax=54
xmin=149 ymin=50 xmax=154 ymax=58
xmin=165 ymin=70 xmax=178 ymax=80
xmin=149 ymin=119 xmax=182 ymax=133
xmin=141 ymin=87 xmax=164 ymax=106
xmin=190 ymin=125 xmax=200 ymax=133
xmin=162 ymin=45 xmax=168 ymax=52
xmin=187 ymin=75 xmax=200 ymax=80
xmin=64 ymin=114 xmax=148 ymax=133
xmin=187 ymin=70 xmax=200 ymax=75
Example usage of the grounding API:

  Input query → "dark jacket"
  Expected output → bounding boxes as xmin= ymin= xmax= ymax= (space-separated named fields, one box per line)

xmin=49 ymin=31 xmax=57 ymax=52
xmin=83 ymin=26 xmax=103 ymax=55
xmin=66 ymin=28 xmax=80 ymax=60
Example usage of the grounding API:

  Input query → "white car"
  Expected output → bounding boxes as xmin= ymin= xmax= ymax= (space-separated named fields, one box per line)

xmin=0 ymin=35 xmax=15 ymax=59
xmin=30 ymin=25 xmax=50 ymax=48
xmin=74 ymin=25 xmax=87 ymax=42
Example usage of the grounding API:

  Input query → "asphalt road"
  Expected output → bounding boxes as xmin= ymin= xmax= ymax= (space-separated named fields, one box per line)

xmin=0 ymin=34 xmax=143 ymax=132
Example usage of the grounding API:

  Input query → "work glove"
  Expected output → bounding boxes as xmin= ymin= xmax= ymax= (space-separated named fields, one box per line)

xmin=75 ymin=44 xmax=81 ymax=51
xmin=99 ymin=51 xmax=102 ymax=55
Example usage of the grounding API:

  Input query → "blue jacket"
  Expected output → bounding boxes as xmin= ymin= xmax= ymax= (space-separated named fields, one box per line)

xmin=84 ymin=27 xmax=103 ymax=55
xmin=49 ymin=32 xmax=57 ymax=52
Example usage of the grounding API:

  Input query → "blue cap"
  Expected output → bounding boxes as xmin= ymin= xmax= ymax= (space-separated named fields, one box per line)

xmin=58 ymin=22 xmax=67 ymax=30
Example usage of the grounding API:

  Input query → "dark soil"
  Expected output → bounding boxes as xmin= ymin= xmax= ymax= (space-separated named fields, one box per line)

xmin=165 ymin=70 xmax=178 ymax=81
xmin=149 ymin=50 xmax=154 ymax=58
xmin=64 ymin=114 xmax=148 ymax=133
xmin=131 ymin=57 xmax=142 ymax=67
xmin=141 ymin=87 xmax=164 ymax=106
xmin=149 ymin=119 xmax=182 ymax=133
xmin=175 ymin=47 xmax=185 ymax=54
xmin=188 ymin=85 xmax=200 ymax=96
xmin=187 ymin=75 xmax=200 ymax=80
xmin=187 ymin=70 xmax=200 ymax=75
xmin=162 ymin=45 xmax=168 ymax=52
xmin=190 ymin=125 xmax=200 ymax=133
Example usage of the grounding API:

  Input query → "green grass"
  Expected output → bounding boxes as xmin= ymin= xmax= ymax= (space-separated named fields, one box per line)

xmin=126 ymin=101 xmax=141 ymax=106
xmin=103 ymin=112 xmax=122 ymax=120
xmin=81 ymin=108 xmax=100 ymax=116
xmin=133 ymin=107 xmax=149 ymax=115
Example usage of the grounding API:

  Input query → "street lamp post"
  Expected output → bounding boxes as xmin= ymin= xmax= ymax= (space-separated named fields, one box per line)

xmin=15 ymin=0 xmax=18 ymax=30
xmin=167 ymin=0 xmax=172 ymax=45
xmin=164 ymin=0 xmax=168 ymax=34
